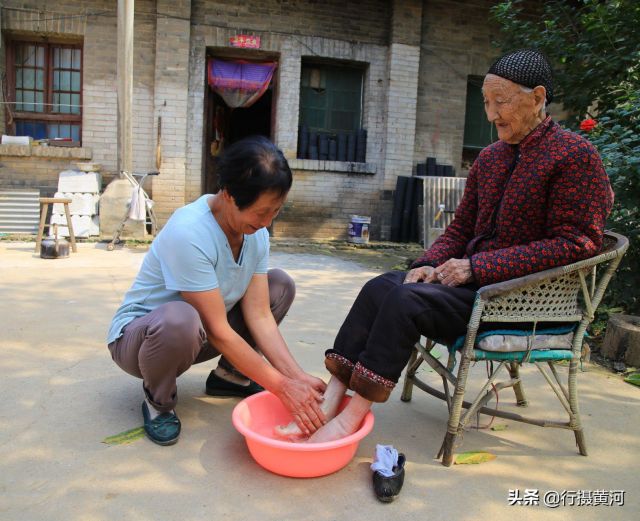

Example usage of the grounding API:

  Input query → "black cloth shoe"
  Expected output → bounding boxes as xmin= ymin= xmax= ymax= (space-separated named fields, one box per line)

xmin=205 ymin=371 xmax=264 ymax=398
xmin=372 ymin=453 xmax=406 ymax=503
xmin=141 ymin=401 xmax=181 ymax=446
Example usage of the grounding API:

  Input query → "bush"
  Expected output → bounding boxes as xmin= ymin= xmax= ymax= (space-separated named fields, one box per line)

xmin=491 ymin=0 xmax=640 ymax=314
xmin=583 ymin=89 xmax=640 ymax=314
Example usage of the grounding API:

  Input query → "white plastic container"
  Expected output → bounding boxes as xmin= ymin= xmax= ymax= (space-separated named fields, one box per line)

xmin=347 ymin=215 xmax=371 ymax=244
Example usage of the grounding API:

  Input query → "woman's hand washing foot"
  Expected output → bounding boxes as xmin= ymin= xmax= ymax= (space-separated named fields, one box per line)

xmin=306 ymin=414 xmax=358 ymax=443
xmin=307 ymin=393 xmax=373 ymax=443
xmin=274 ymin=377 xmax=347 ymax=440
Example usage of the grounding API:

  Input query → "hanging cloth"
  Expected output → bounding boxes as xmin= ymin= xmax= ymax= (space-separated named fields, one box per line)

xmin=128 ymin=185 xmax=146 ymax=221
xmin=207 ymin=59 xmax=277 ymax=108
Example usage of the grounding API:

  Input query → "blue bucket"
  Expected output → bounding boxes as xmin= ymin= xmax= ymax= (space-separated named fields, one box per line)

xmin=348 ymin=215 xmax=371 ymax=244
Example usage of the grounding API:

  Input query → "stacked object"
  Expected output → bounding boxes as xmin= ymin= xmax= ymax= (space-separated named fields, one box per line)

xmin=390 ymin=175 xmax=423 ymax=243
xmin=346 ymin=132 xmax=356 ymax=162
xmin=318 ymin=134 xmax=329 ymax=160
xmin=337 ymin=133 xmax=347 ymax=161
xmin=297 ymin=125 xmax=309 ymax=159
xmin=415 ymin=157 xmax=455 ymax=177
xmin=50 ymin=167 xmax=101 ymax=238
xmin=355 ymin=129 xmax=367 ymax=163
xmin=296 ymin=128 xmax=367 ymax=163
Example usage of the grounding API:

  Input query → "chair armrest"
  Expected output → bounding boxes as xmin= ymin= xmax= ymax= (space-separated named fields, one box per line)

xmin=477 ymin=265 xmax=574 ymax=300
xmin=477 ymin=231 xmax=628 ymax=301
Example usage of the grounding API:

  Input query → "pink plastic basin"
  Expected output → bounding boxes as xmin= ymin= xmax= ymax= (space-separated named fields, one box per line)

xmin=232 ymin=391 xmax=374 ymax=478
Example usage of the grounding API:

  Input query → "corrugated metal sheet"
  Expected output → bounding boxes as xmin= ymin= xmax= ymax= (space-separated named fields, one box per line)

xmin=0 ymin=189 xmax=41 ymax=234
xmin=422 ymin=176 xmax=466 ymax=248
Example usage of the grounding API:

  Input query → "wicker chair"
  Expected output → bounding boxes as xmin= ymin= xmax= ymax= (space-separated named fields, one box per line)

xmin=401 ymin=231 xmax=629 ymax=467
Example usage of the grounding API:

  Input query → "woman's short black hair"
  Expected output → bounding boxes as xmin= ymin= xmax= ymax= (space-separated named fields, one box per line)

xmin=216 ymin=135 xmax=292 ymax=210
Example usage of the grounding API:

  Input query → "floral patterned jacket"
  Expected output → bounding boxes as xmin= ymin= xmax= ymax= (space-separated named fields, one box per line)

xmin=411 ymin=116 xmax=613 ymax=287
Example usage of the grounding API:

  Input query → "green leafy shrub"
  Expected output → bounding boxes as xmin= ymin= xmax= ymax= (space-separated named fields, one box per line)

xmin=491 ymin=0 xmax=640 ymax=314
xmin=584 ymin=90 xmax=640 ymax=313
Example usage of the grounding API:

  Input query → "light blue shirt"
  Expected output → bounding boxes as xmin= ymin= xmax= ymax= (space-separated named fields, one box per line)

xmin=107 ymin=195 xmax=269 ymax=344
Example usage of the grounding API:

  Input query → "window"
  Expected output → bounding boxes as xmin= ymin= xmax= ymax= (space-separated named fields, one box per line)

xmin=299 ymin=61 xmax=363 ymax=134
xmin=463 ymin=76 xmax=495 ymax=162
xmin=298 ymin=60 xmax=366 ymax=162
xmin=6 ymin=40 xmax=82 ymax=143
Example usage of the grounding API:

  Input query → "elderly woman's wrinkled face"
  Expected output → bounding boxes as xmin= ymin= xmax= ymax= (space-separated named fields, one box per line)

xmin=482 ymin=74 xmax=545 ymax=144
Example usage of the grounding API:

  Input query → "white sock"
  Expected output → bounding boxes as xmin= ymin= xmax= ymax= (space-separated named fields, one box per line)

xmin=214 ymin=365 xmax=250 ymax=386
xmin=145 ymin=397 xmax=173 ymax=420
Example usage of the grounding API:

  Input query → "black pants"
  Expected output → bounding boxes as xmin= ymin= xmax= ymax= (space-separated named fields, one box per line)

xmin=325 ymin=271 xmax=477 ymax=402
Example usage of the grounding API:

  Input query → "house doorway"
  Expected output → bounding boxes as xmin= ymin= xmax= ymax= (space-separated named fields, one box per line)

xmin=203 ymin=56 xmax=277 ymax=194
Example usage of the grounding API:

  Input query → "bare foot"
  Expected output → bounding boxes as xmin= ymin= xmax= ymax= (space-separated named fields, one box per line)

xmin=273 ymin=421 xmax=307 ymax=441
xmin=306 ymin=414 xmax=357 ymax=443
xmin=274 ymin=377 xmax=346 ymax=440
xmin=307 ymin=394 xmax=372 ymax=444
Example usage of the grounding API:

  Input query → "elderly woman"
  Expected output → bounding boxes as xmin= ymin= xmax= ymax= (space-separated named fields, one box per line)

xmin=280 ymin=49 xmax=613 ymax=443
xmin=108 ymin=136 xmax=326 ymax=445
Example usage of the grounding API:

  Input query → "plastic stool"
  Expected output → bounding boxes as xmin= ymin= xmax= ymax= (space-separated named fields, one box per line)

xmin=35 ymin=197 xmax=77 ymax=253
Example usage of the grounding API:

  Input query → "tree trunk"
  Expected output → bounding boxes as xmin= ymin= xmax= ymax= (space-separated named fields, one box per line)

xmin=602 ymin=314 xmax=640 ymax=367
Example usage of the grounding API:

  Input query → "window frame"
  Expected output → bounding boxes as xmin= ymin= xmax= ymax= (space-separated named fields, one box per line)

xmin=299 ymin=58 xmax=365 ymax=135
xmin=463 ymin=75 xmax=495 ymax=151
xmin=5 ymin=36 xmax=83 ymax=142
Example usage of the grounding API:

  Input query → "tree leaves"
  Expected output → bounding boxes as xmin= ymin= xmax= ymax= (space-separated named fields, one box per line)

xmin=454 ymin=451 xmax=497 ymax=465
xmin=490 ymin=0 xmax=640 ymax=121
xmin=491 ymin=0 xmax=640 ymax=315
xmin=624 ymin=373 xmax=640 ymax=387
xmin=102 ymin=426 xmax=145 ymax=445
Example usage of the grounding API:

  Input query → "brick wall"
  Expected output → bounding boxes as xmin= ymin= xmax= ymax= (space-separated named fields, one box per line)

xmin=414 ymin=0 xmax=497 ymax=175
xmin=191 ymin=0 xmax=390 ymax=46
xmin=187 ymin=1 xmax=393 ymax=239
xmin=0 ymin=144 xmax=92 ymax=195
xmin=1 ymin=1 xmax=157 ymax=185
xmin=0 ymin=0 xmax=533 ymax=240
xmin=275 ymin=170 xmax=379 ymax=239
xmin=152 ymin=0 xmax=192 ymax=222
xmin=375 ymin=0 xmax=422 ymax=239
xmin=0 ymin=32 xmax=5 ymax=137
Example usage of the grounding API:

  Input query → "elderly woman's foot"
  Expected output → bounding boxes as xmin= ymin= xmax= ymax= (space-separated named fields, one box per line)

xmin=306 ymin=414 xmax=357 ymax=443
xmin=307 ymin=394 xmax=372 ymax=443
xmin=274 ymin=377 xmax=346 ymax=440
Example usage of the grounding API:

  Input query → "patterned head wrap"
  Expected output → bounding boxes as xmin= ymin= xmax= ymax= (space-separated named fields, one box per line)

xmin=487 ymin=49 xmax=554 ymax=103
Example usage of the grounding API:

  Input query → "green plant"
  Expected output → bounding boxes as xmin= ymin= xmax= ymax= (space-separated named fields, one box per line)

xmin=491 ymin=0 xmax=640 ymax=314
xmin=490 ymin=0 xmax=640 ymax=121
xmin=585 ymin=89 xmax=640 ymax=313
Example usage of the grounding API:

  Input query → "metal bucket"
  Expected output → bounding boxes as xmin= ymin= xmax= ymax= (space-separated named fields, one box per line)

xmin=40 ymin=224 xmax=70 ymax=259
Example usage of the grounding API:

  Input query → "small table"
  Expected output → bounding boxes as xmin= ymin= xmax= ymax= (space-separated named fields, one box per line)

xmin=35 ymin=197 xmax=77 ymax=253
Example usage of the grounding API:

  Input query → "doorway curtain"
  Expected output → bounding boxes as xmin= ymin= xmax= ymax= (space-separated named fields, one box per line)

xmin=207 ymin=59 xmax=277 ymax=108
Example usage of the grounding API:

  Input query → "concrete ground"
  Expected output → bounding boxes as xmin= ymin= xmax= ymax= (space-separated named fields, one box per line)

xmin=0 ymin=240 xmax=638 ymax=521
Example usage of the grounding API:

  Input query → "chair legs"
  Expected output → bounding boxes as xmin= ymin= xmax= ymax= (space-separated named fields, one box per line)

xmin=568 ymin=358 xmax=588 ymax=456
xmin=507 ymin=362 xmax=528 ymax=407
xmin=438 ymin=431 xmax=458 ymax=467
xmin=401 ymin=348 xmax=419 ymax=403
xmin=402 ymin=343 xmax=589 ymax=465
xmin=575 ymin=429 xmax=588 ymax=456
xmin=438 ymin=349 xmax=474 ymax=467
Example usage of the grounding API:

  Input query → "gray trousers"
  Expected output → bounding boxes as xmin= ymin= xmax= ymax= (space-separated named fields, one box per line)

xmin=108 ymin=268 xmax=295 ymax=412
